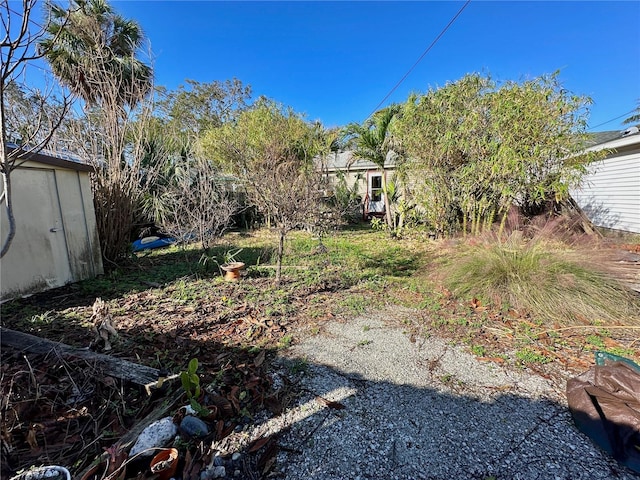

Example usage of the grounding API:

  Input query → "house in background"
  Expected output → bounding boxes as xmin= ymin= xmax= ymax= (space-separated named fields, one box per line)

xmin=322 ymin=150 xmax=397 ymax=219
xmin=570 ymin=128 xmax=640 ymax=235
xmin=1 ymin=147 xmax=103 ymax=300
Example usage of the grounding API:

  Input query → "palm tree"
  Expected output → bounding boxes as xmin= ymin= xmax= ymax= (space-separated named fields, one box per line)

xmin=39 ymin=0 xmax=151 ymax=108
xmin=623 ymin=100 xmax=640 ymax=128
xmin=343 ymin=105 xmax=400 ymax=229
xmin=39 ymin=0 xmax=153 ymax=264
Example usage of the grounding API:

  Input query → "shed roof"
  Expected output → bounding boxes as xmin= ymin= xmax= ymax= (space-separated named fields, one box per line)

xmin=7 ymin=145 xmax=93 ymax=172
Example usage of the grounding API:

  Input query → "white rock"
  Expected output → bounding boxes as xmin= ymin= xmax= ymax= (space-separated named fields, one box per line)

xmin=129 ymin=417 xmax=177 ymax=457
xmin=212 ymin=466 xmax=226 ymax=478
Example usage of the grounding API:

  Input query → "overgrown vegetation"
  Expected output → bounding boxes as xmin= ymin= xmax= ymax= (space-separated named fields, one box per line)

xmin=2 ymin=227 xmax=639 ymax=477
xmin=3 ymin=2 xmax=639 ymax=478
xmin=201 ymin=100 xmax=336 ymax=282
xmin=443 ymin=231 xmax=640 ymax=326
xmin=393 ymin=72 xmax=604 ymax=236
xmin=3 ymin=228 xmax=638 ymax=362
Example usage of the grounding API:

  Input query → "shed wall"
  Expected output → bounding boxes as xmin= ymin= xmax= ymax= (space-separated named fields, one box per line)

xmin=1 ymin=161 xmax=103 ymax=299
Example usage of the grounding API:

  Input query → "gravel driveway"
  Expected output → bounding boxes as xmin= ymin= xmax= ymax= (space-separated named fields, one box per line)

xmin=249 ymin=308 xmax=638 ymax=480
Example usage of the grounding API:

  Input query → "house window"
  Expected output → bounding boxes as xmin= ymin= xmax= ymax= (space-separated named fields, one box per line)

xmin=370 ymin=174 xmax=383 ymax=202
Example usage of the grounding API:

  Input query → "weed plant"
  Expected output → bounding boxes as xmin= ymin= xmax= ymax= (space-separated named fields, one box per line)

xmin=445 ymin=231 xmax=640 ymax=326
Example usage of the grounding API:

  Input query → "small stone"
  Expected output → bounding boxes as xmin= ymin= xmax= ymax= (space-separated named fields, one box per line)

xmin=213 ymin=455 xmax=226 ymax=466
xmin=180 ymin=415 xmax=210 ymax=438
xmin=212 ymin=466 xmax=226 ymax=478
xmin=231 ymin=452 xmax=241 ymax=461
xmin=233 ymin=470 xmax=241 ymax=477
xmin=129 ymin=417 xmax=177 ymax=456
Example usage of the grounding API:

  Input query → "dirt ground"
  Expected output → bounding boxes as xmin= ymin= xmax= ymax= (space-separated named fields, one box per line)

xmin=1 ymin=238 xmax=639 ymax=480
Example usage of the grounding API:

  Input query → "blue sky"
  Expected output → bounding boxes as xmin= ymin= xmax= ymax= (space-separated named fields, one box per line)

xmin=39 ymin=1 xmax=640 ymax=130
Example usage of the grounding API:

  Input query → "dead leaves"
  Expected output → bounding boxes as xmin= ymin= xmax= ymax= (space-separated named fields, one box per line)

xmin=26 ymin=425 xmax=41 ymax=451
xmin=470 ymin=297 xmax=486 ymax=312
xmin=248 ymin=435 xmax=272 ymax=453
xmin=315 ymin=396 xmax=346 ymax=410
xmin=248 ymin=435 xmax=278 ymax=476
xmin=477 ymin=356 xmax=506 ymax=363
xmin=264 ymin=395 xmax=283 ymax=415
xmin=253 ymin=350 xmax=266 ymax=368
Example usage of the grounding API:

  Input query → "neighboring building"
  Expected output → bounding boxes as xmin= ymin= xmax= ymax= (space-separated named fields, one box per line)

xmin=1 ymin=148 xmax=103 ymax=300
xmin=321 ymin=150 xmax=397 ymax=219
xmin=570 ymin=128 xmax=640 ymax=234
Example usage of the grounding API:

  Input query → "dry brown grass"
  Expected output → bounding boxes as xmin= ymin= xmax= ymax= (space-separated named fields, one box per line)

xmin=442 ymin=231 xmax=640 ymax=327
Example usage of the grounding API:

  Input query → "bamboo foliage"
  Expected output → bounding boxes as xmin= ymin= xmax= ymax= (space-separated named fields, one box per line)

xmin=393 ymin=72 xmax=603 ymax=237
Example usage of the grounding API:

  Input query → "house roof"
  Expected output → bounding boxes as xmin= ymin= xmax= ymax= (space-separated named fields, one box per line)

xmin=7 ymin=145 xmax=93 ymax=172
xmin=585 ymin=128 xmax=640 ymax=153
xmin=321 ymin=150 xmax=397 ymax=172
xmin=586 ymin=130 xmax=622 ymax=147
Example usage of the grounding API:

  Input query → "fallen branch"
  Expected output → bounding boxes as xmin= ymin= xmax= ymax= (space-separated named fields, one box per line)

xmin=0 ymin=327 xmax=160 ymax=386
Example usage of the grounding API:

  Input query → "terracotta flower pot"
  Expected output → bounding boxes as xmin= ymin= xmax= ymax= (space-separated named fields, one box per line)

xmin=221 ymin=262 xmax=245 ymax=281
xmin=149 ymin=448 xmax=179 ymax=480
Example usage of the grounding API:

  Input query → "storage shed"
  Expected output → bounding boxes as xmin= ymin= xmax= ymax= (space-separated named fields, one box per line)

xmin=571 ymin=129 xmax=640 ymax=234
xmin=1 ymin=148 xmax=103 ymax=300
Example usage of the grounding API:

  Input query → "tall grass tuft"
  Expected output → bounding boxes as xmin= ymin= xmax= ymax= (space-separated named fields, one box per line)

xmin=444 ymin=232 xmax=640 ymax=326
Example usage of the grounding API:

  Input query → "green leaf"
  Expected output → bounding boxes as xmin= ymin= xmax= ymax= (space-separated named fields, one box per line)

xmin=188 ymin=357 xmax=199 ymax=374
xmin=180 ymin=371 xmax=192 ymax=398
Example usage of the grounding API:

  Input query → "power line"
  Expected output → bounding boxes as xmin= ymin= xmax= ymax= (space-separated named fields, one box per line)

xmin=7 ymin=5 xmax=47 ymax=31
xmin=587 ymin=109 xmax=636 ymax=131
xmin=365 ymin=0 xmax=472 ymax=122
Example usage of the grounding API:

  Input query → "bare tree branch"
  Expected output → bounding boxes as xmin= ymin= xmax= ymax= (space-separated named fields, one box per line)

xmin=1 ymin=0 xmax=74 ymax=258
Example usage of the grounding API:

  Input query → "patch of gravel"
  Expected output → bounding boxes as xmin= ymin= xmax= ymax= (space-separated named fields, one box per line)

xmin=246 ymin=309 xmax=638 ymax=480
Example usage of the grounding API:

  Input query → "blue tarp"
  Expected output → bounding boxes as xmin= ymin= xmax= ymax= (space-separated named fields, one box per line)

xmin=132 ymin=236 xmax=176 ymax=252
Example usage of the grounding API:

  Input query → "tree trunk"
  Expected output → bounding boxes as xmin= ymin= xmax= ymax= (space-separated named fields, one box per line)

xmin=0 ymin=327 xmax=160 ymax=386
xmin=397 ymin=209 xmax=405 ymax=238
xmin=498 ymin=207 xmax=509 ymax=239
xmin=0 ymin=83 xmax=16 ymax=259
xmin=0 ymin=166 xmax=16 ymax=258
xmin=381 ymin=170 xmax=393 ymax=230
xmin=275 ymin=230 xmax=284 ymax=284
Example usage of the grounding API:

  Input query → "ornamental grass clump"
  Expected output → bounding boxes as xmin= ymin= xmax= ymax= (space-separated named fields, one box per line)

xmin=445 ymin=232 xmax=640 ymax=327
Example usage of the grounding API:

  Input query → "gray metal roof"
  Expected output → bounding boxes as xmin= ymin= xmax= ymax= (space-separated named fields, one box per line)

xmin=586 ymin=130 xmax=624 ymax=147
xmin=320 ymin=150 xmax=397 ymax=172
xmin=7 ymin=144 xmax=93 ymax=172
